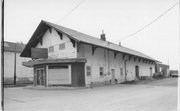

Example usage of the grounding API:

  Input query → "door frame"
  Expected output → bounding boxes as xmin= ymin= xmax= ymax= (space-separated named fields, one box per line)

xmin=35 ymin=67 xmax=45 ymax=86
xmin=150 ymin=67 xmax=152 ymax=77
xmin=135 ymin=65 xmax=139 ymax=78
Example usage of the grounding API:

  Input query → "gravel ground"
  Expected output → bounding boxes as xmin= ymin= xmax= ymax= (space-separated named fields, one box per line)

xmin=4 ymin=78 xmax=178 ymax=111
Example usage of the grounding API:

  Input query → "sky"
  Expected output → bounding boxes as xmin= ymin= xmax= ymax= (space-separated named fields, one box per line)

xmin=4 ymin=0 xmax=179 ymax=70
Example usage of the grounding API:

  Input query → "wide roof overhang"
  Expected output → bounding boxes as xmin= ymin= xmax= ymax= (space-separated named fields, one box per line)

xmin=20 ymin=20 xmax=79 ymax=57
xmin=23 ymin=58 xmax=87 ymax=67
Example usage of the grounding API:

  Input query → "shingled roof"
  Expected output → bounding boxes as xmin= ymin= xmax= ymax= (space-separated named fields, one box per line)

xmin=4 ymin=41 xmax=25 ymax=53
xmin=21 ymin=20 xmax=157 ymax=62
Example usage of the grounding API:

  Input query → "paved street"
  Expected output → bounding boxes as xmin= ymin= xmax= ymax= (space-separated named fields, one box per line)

xmin=4 ymin=78 xmax=178 ymax=111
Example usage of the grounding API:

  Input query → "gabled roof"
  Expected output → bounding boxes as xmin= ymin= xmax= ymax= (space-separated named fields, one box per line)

xmin=21 ymin=20 xmax=157 ymax=62
xmin=4 ymin=41 xmax=25 ymax=53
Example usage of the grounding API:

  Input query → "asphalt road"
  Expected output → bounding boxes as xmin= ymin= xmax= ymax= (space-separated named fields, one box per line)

xmin=4 ymin=77 xmax=178 ymax=111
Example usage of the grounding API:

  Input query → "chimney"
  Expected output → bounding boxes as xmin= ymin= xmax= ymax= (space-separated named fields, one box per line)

xmin=119 ymin=42 xmax=121 ymax=46
xmin=100 ymin=30 xmax=106 ymax=41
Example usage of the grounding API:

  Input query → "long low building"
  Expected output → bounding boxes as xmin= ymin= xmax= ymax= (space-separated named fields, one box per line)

xmin=21 ymin=20 xmax=157 ymax=87
xmin=4 ymin=41 xmax=33 ymax=84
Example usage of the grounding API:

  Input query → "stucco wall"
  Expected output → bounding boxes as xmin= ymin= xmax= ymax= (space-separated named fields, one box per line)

xmin=34 ymin=28 xmax=155 ymax=85
xmin=78 ymin=44 xmax=155 ymax=85
xmin=36 ymin=28 xmax=77 ymax=59
xmin=126 ymin=58 xmax=155 ymax=80
xmin=4 ymin=51 xmax=33 ymax=78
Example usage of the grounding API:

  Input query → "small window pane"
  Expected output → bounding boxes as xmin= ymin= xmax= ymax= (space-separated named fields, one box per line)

xmin=100 ymin=67 xmax=103 ymax=76
xmin=49 ymin=46 xmax=54 ymax=52
xmin=87 ymin=66 xmax=91 ymax=70
xmin=59 ymin=43 xmax=65 ymax=50
xmin=120 ymin=68 xmax=123 ymax=75
xmin=87 ymin=72 xmax=91 ymax=76
xmin=86 ymin=66 xmax=91 ymax=76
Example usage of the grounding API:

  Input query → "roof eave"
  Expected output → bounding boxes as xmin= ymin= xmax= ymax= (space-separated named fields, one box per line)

xmin=20 ymin=20 xmax=80 ymax=58
xmin=80 ymin=41 xmax=157 ymax=62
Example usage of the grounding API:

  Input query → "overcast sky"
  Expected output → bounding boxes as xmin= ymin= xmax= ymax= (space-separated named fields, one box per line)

xmin=4 ymin=0 xmax=179 ymax=70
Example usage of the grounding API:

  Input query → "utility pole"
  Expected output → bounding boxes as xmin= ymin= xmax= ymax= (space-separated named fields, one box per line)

xmin=107 ymin=42 xmax=110 ymax=84
xmin=1 ymin=0 xmax=4 ymax=110
xmin=14 ymin=44 xmax=17 ymax=85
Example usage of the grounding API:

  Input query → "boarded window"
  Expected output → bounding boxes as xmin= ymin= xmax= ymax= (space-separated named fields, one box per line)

xmin=59 ymin=43 xmax=65 ymax=50
xmin=86 ymin=66 xmax=91 ymax=76
xmin=49 ymin=46 xmax=54 ymax=52
xmin=99 ymin=67 xmax=103 ymax=76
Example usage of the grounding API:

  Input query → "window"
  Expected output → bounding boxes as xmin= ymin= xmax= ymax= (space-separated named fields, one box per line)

xmin=99 ymin=67 xmax=103 ymax=76
xmin=86 ymin=66 xmax=91 ymax=76
xmin=59 ymin=43 xmax=65 ymax=50
xmin=120 ymin=68 xmax=123 ymax=75
xmin=49 ymin=46 xmax=54 ymax=52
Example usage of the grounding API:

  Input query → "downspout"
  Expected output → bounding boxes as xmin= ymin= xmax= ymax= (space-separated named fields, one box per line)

xmin=107 ymin=42 xmax=110 ymax=83
xmin=108 ymin=49 xmax=110 ymax=76
xmin=14 ymin=44 xmax=17 ymax=85
xmin=124 ymin=58 xmax=128 ymax=82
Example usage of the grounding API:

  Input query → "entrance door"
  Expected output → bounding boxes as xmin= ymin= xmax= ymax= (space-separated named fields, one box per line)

xmin=120 ymin=68 xmax=123 ymax=82
xmin=150 ymin=67 xmax=152 ymax=76
xmin=111 ymin=69 xmax=115 ymax=83
xmin=36 ymin=68 xmax=45 ymax=86
xmin=135 ymin=66 xmax=139 ymax=78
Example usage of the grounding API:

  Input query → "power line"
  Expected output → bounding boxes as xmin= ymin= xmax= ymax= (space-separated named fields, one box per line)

xmin=57 ymin=0 xmax=85 ymax=23
xmin=120 ymin=1 xmax=179 ymax=41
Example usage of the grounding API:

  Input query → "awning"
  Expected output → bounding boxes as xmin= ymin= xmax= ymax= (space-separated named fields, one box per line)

xmin=23 ymin=58 xmax=87 ymax=67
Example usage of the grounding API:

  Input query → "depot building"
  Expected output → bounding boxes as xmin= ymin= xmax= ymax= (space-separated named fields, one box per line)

xmin=21 ymin=20 xmax=157 ymax=87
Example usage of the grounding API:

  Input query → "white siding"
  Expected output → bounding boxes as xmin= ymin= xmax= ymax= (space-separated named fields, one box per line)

xmin=36 ymin=28 xmax=77 ymax=59
xmin=4 ymin=52 xmax=14 ymax=78
xmin=4 ymin=51 xmax=33 ymax=78
xmin=125 ymin=58 xmax=155 ymax=81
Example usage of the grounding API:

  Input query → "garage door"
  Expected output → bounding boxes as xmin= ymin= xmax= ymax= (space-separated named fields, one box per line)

xmin=48 ymin=65 xmax=71 ymax=85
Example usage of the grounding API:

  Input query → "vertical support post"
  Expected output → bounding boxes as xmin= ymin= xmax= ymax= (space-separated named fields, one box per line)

xmin=33 ymin=67 xmax=36 ymax=86
xmin=46 ymin=65 xmax=48 ymax=87
xmin=68 ymin=65 xmax=71 ymax=84
xmin=14 ymin=44 xmax=16 ymax=85
xmin=77 ymin=42 xmax=81 ymax=52
xmin=124 ymin=60 xmax=127 ymax=81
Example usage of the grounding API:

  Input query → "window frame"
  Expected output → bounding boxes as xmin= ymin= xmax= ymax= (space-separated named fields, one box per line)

xmin=99 ymin=67 xmax=104 ymax=77
xmin=59 ymin=43 xmax=65 ymax=50
xmin=86 ymin=66 xmax=91 ymax=77
xmin=120 ymin=68 xmax=123 ymax=75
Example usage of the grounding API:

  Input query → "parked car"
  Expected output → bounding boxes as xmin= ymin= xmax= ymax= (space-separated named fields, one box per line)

xmin=170 ymin=72 xmax=179 ymax=77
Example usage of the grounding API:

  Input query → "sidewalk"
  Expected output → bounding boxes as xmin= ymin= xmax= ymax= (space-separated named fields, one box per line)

xmin=23 ymin=85 xmax=88 ymax=90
